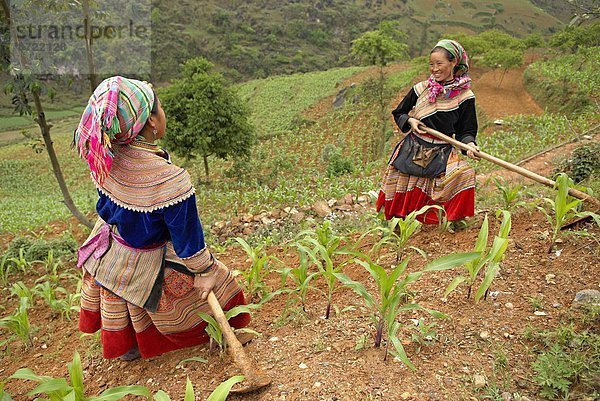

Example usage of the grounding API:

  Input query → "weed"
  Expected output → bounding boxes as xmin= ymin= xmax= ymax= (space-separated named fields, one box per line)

xmin=528 ymin=295 xmax=544 ymax=313
xmin=529 ymin=308 xmax=600 ymax=399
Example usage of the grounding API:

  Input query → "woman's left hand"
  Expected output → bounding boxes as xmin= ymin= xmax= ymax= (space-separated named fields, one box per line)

xmin=466 ymin=142 xmax=480 ymax=160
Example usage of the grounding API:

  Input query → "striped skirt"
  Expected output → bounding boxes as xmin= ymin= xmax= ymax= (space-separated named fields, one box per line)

xmin=376 ymin=143 xmax=476 ymax=225
xmin=79 ymin=256 xmax=249 ymax=359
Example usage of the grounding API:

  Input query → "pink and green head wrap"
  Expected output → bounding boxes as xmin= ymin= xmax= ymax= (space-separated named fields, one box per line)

xmin=426 ymin=39 xmax=472 ymax=103
xmin=74 ymin=76 xmax=154 ymax=184
xmin=433 ymin=39 xmax=469 ymax=76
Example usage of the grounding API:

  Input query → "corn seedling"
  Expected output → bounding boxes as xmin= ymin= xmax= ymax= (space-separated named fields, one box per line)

xmin=7 ymin=248 xmax=32 ymax=274
xmin=444 ymin=211 xmax=512 ymax=302
xmin=493 ymin=177 xmax=526 ymax=210
xmin=9 ymin=351 xmax=150 ymax=400
xmin=536 ymin=173 xmax=600 ymax=249
xmin=295 ymin=219 xmax=354 ymax=262
xmin=9 ymin=281 xmax=33 ymax=301
xmin=0 ymin=297 xmax=33 ymax=348
xmin=335 ymin=251 xmax=479 ymax=367
xmin=198 ymin=303 xmax=261 ymax=354
xmin=233 ymin=237 xmax=274 ymax=302
xmin=302 ymin=240 xmax=356 ymax=319
xmin=36 ymin=250 xmax=79 ymax=286
xmin=360 ymin=205 xmax=441 ymax=262
xmin=33 ymin=280 xmax=81 ymax=320
xmin=278 ymin=244 xmax=319 ymax=313
xmin=0 ymin=254 xmax=10 ymax=285
xmin=153 ymin=376 xmax=244 ymax=401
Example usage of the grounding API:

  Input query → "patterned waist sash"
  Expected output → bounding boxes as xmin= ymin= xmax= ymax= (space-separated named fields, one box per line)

xmin=77 ymin=219 xmax=166 ymax=309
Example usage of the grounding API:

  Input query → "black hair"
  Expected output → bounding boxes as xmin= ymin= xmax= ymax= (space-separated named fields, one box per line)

xmin=151 ymin=89 xmax=158 ymax=114
xmin=431 ymin=46 xmax=455 ymax=61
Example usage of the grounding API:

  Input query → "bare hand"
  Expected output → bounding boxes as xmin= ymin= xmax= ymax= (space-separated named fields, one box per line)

xmin=408 ymin=118 xmax=427 ymax=134
xmin=466 ymin=142 xmax=480 ymax=160
xmin=193 ymin=261 xmax=228 ymax=301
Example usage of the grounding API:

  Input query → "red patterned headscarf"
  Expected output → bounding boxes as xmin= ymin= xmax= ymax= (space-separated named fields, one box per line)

xmin=74 ymin=76 xmax=154 ymax=184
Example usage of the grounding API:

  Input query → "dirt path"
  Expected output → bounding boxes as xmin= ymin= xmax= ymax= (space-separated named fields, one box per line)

xmin=472 ymin=65 xmax=544 ymax=120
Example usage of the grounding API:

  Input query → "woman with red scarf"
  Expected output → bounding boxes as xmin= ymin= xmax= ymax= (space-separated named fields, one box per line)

xmin=376 ymin=39 xmax=480 ymax=226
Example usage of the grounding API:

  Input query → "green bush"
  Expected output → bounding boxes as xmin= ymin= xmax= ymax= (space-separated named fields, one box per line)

xmin=3 ymin=236 xmax=77 ymax=264
xmin=321 ymin=145 xmax=354 ymax=177
xmin=555 ymin=142 xmax=600 ymax=183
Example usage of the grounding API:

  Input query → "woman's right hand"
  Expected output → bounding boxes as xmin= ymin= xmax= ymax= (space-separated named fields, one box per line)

xmin=193 ymin=260 xmax=229 ymax=301
xmin=408 ymin=118 xmax=427 ymax=134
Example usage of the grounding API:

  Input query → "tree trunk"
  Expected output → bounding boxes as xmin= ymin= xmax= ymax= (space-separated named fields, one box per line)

xmin=203 ymin=154 xmax=210 ymax=183
xmin=82 ymin=0 xmax=98 ymax=92
xmin=3 ymin=0 xmax=93 ymax=229
xmin=32 ymin=91 xmax=94 ymax=228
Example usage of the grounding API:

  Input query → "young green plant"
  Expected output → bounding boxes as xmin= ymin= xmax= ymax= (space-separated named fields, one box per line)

xmin=278 ymin=243 xmax=320 ymax=313
xmin=444 ymin=211 xmax=512 ymax=302
xmin=302 ymin=239 xmax=356 ymax=319
xmin=493 ymin=177 xmax=526 ymax=210
xmin=335 ymin=251 xmax=479 ymax=367
xmin=153 ymin=376 xmax=245 ymax=401
xmin=536 ymin=173 xmax=600 ymax=249
xmin=361 ymin=205 xmax=441 ymax=261
xmin=233 ymin=237 xmax=274 ymax=302
xmin=9 ymin=351 xmax=150 ymax=400
xmin=198 ymin=303 xmax=261 ymax=354
xmin=0 ymin=296 xmax=33 ymax=348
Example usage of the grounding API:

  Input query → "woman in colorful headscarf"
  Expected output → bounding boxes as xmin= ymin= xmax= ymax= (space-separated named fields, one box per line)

xmin=376 ymin=39 xmax=480 ymax=227
xmin=74 ymin=76 xmax=250 ymax=360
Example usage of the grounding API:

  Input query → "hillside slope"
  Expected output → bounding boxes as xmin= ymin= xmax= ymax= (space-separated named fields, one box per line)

xmin=152 ymin=0 xmax=562 ymax=81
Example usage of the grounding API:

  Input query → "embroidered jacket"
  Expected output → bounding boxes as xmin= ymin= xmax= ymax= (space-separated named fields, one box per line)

xmin=392 ymin=81 xmax=478 ymax=145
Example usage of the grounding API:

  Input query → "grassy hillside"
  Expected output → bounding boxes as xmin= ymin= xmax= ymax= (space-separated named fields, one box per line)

xmin=152 ymin=0 xmax=562 ymax=82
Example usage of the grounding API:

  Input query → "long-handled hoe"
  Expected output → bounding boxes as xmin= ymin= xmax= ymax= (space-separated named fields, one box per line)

xmin=207 ymin=291 xmax=271 ymax=394
xmin=421 ymin=126 xmax=600 ymax=209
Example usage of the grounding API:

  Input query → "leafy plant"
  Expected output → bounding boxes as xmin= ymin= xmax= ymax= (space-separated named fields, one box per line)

xmin=301 ymin=239 xmax=355 ymax=319
xmin=409 ymin=318 xmax=438 ymax=352
xmin=198 ymin=304 xmax=261 ymax=353
xmin=7 ymin=248 xmax=32 ymax=274
xmin=0 ymin=255 xmax=11 ymax=285
xmin=335 ymin=251 xmax=479 ymax=366
xmin=493 ymin=177 xmax=526 ymax=210
xmin=0 ymin=297 xmax=33 ymax=348
xmin=444 ymin=211 xmax=512 ymax=302
xmin=361 ymin=205 xmax=441 ymax=262
xmin=296 ymin=220 xmax=349 ymax=262
xmin=9 ymin=351 xmax=150 ymax=400
xmin=153 ymin=376 xmax=244 ymax=401
xmin=536 ymin=173 xmax=600 ymax=247
xmin=555 ymin=142 xmax=600 ymax=184
xmin=33 ymin=280 xmax=81 ymax=320
xmin=233 ymin=237 xmax=274 ymax=302
xmin=278 ymin=244 xmax=320 ymax=313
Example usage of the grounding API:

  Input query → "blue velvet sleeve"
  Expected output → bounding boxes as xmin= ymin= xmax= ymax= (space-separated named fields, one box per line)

xmin=163 ymin=194 xmax=206 ymax=258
